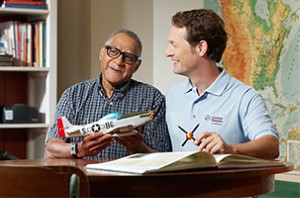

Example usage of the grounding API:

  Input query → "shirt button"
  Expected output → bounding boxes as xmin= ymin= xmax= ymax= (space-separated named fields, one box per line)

xmin=109 ymin=102 xmax=113 ymax=106
xmin=193 ymin=115 xmax=196 ymax=118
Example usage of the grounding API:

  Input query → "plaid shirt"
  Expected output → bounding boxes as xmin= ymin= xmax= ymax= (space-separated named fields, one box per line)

xmin=46 ymin=75 xmax=172 ymax=160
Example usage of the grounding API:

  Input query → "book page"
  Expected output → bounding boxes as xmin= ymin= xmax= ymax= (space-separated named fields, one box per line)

xmin=213 ymin=154 xmax=232 ymax=163
xmin=161 ymin=151 xmax=216 ymax=171
xmin=213 ymin=154 xmax=285 ymax=169
xmin=85 ymin=151 xmax=199 ymax=174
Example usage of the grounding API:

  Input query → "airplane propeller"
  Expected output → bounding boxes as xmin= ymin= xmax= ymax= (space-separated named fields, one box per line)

xmin=177 ymin=123 xmax=200 ymax=147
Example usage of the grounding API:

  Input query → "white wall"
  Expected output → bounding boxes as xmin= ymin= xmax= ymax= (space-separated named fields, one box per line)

xmin=90 ymin=0 xmax=153 ymax=84
xmin=57 ymin=0 xmax=91 ymax=97
xmin=58 ymin=0 xmax=204 ymax=96
xmin=153 ymin=0 xmax=204 ymax=93
xmin=89 ymin=0 xmax=203 ymax=92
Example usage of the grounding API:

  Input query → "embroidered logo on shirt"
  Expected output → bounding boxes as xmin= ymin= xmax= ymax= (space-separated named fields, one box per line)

xmin=205 ymin=115 xmax=224 ymax=126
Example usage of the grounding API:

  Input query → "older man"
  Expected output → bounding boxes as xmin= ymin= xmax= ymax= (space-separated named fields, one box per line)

xmin=45 ymin=29 xmax=171 ymax=160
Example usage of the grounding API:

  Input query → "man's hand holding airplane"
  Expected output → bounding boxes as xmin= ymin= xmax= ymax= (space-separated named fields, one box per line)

xmin=76 ymin=132 xmax=113 ymax=158
xmin=76 ymin=125 xmax=154 ymax=157
xmin=113 ymin=126 xmax=156 ymax=153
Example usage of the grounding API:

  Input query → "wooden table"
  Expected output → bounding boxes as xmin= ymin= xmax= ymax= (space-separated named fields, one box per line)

xmin=0 ymin=158 xmax=293 ymax=197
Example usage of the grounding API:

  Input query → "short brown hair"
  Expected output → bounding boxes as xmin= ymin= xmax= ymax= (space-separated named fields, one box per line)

xmin=172 ymin=9 xmax=227 ymax=62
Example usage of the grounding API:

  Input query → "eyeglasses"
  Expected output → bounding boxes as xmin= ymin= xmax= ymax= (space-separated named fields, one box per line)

xmin=105 ymin=45 xmax=139 ymax=64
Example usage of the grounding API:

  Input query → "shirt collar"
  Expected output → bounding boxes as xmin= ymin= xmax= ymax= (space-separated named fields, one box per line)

xmin=98 ymin=74 xmax=132 ymax=96
xmin=183 ymin=67 xmax=230 ymax=96
xmin=183 ymin=79 xmax=194 ymax=94
xmin=206 ymin=68 xmax=230 ymax=96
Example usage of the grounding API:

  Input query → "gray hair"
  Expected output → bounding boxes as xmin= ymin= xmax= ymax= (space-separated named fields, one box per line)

xmin=105 ymin=29 xmax=142 ymax=57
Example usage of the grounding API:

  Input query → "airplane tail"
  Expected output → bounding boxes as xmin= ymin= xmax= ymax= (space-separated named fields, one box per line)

xmin=57 ymin=117 xmax=73 ymax=138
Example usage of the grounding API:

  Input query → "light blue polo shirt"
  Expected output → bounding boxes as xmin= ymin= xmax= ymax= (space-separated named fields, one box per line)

xmin=165 ymin=68 xmax=278 ymax=152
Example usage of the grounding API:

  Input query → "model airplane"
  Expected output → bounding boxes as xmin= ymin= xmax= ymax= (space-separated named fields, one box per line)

xmin=57 ymin=110 xmax=153 ymax=138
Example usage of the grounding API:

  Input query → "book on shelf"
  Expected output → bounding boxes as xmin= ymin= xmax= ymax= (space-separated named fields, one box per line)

xmin=85 ymin=151 xmax=285 ymax=174
xmin=3 ymin=0 xmax=44 ymax=5
xmin=1 ymin=0 xmax=46 ymax=9
xmin=0 ymin=21 xmax=15 ymax=57
xmin=0 ymin=20 xmax=46 ymax=67
xmin=0 ymin=54 xmax=14 ymax=66
xmin=32 ymin=21 xmax=45 ymax=67
xmin=2 ymin=4 xmax=46 ymax=9
xmin=0 ymin=54 xmax=13 ymax=61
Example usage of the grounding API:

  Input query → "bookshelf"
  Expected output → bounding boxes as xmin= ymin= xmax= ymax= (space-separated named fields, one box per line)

xmin=0 ymin=0 xmax=57 ymax=159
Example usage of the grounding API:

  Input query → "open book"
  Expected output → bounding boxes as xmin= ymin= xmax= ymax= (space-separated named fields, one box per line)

xmin=85 ymin=151 xmax=284 ymax=174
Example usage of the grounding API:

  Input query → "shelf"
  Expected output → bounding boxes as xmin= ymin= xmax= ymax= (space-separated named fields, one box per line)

xmin=0 ymin=123 xmax=49 ymax=129
xmin=0 ymin=7 xmax=49 ymax=15
xmin=0 ymin=0 xmax=57 ymax=159
xmin=0 ymin=66 xmax=50 ymax=72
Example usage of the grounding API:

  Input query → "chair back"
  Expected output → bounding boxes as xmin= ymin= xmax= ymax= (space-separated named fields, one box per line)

xmin=0 ymin=164 xmax=90 ymax=197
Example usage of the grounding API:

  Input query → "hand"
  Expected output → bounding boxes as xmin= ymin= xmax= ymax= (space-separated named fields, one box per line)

xmin=194 ymin=132 xmax=235 ymax=154
xmin=113 ymin=125 xmax=144 ymax=152
xmin=77 ymin=132 xmax=113 ymax=157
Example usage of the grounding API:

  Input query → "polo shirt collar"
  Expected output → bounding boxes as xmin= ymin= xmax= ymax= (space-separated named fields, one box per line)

xmin=183 ymin=79 xmax=194 ymax=94
xmin=183 ymin=67 xmax=230 ymax=96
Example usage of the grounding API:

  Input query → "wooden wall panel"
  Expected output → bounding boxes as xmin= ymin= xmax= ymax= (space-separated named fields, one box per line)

xmin=0 ymin=72 xmax=28 ymax=159
xmin=0 ymin=72 xmax=27 ymax=106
